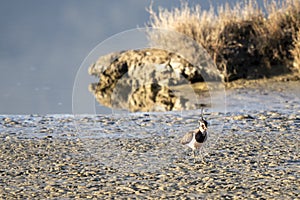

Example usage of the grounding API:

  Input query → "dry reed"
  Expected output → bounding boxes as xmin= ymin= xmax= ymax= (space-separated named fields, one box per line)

xmin=147 ymin=0 xmax=300 ymax=81
xmin=291 ymin=29 xmax=300 ymax=72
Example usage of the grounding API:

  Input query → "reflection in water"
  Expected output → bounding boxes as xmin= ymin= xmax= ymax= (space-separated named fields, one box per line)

xmin=88 ymin=49 xmax=221 ymax=112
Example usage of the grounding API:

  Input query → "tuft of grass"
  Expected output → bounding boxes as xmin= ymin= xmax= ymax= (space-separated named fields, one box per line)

xmin=291 ymin=29 xmax=300 ymax=72
xmin=147 ymin=0 xmax=300 ymax=81
xmin=263 ymin=0 xmax=300 ymax=66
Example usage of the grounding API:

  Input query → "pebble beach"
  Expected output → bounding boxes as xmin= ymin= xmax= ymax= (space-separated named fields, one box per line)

xmin=0 ymin=80 xmax=299 ymax=199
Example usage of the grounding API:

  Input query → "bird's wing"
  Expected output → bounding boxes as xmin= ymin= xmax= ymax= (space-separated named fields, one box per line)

xmin=180 ymin=130 xmax=195 ymax=145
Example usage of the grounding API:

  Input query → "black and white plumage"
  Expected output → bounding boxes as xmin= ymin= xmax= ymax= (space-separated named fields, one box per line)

xmin=180 ymin=109 xmax=208 ymax=161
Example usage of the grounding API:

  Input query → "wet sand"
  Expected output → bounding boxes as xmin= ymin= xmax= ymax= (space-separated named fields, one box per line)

xmin=0 ymin=79 xmax=299 ymax=199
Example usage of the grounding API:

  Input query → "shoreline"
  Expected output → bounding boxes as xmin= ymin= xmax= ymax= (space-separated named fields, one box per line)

xmin=224 ymin=73 xmax=300 ymax=89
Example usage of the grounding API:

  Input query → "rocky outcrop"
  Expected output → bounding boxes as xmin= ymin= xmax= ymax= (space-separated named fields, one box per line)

xmin=89 ymin=48 xmax=219 ymax=112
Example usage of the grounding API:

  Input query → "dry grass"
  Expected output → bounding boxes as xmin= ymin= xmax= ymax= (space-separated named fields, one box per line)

xmin=291 ymin=28 xmax=300 ymax=72
xmin=147 ymin=0 xmax=300 ymax=81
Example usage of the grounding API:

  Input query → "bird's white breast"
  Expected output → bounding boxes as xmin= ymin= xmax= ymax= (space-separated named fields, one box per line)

xmin=186 ymin=132 xmax=201 ymax=150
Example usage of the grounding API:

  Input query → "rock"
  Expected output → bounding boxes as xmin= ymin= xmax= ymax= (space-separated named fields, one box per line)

xmin=128 ymin=83 xmax=176 ymax=112
xmin=233 ymin=114 xmax=255 ymax=120
xmin=89 ymin=48 xmax=221 ymax=82
xmin=88 ymin=48 xmax=218 ymax=112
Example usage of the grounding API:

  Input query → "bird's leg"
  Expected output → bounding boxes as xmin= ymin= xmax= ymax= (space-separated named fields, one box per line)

xmin=185 ymin=149 xmax=190 ymax=160
xmin=192 ymin=150 xmax=196 ymax=163
xmin=199 ymin=148 xmax=203 ymax=163
xmin=182 ymin=149 xmax=190 ymax=162
xmin=195 ymin=149 xmax=201 ymax=164
xmin=199 ymin=147 xmax=205 ymax=163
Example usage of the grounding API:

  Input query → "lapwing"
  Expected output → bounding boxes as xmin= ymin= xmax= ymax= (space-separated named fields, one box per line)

xmin=180 ymin=108 xmax=208 ymax=162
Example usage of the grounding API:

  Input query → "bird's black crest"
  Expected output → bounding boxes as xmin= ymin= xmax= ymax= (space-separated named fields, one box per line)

xmin=200 ymin=119 xmax=208 ymax=128
xmin=199 ymin=108 xmax=208 ymax=127
xmin=201 ymin=107 xmax=204 ymax=120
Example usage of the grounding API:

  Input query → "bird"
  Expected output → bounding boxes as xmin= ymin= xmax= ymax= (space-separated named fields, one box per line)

xmin=180 ymin=108 xmax=208 ymax=162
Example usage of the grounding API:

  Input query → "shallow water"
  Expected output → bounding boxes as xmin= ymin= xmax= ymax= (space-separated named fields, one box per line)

xmin=1 ymin=81 xmax=299 ymax=140
xmin=225 ymin=81 xmax=300 ymax=113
